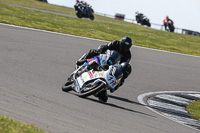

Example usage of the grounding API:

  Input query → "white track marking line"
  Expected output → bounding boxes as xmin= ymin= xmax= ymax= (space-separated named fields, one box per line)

xmin=137 ymin=91 xmax=200 ymax=132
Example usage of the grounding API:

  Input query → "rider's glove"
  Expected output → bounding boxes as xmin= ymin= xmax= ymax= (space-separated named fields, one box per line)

xmin=98 ymin=64 xmax=109 ymax=71
xmin=87 ymin=61 xmax=99 ymax=70
xmin=76 ymin=59 xmax=87 ymax=66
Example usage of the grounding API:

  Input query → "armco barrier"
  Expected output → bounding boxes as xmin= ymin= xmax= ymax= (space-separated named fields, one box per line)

xmin=95 ymin=12 xmax=199 ymax=36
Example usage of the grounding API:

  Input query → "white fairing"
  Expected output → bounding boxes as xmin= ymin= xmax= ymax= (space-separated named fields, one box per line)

xmin=76 ymin=65 xmax=121 ymax=92
xmin=73 ymin=50 xmax=122 ymax=93
xmin=77 ymin=70 xmax=105 ymax=88
xmin=104 ymin=65 xmax=121 ymax=88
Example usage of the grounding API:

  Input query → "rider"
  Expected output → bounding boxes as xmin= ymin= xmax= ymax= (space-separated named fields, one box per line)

xmin=80 ymin=61 xmax=132 ymax=102
xmin=76 ymin=36 xmax=133 ymax=102
xmin=74 ymin=1 xmax=86 ymax=10
xmin=74 ymin=0 xmax=82 ymax=10
xmin=76 ymin=36 xmax=132 ymax=66
xmin=135 ymin=11 xmax=144 ymax=23
xmin=163 ymin=16 xmax=174 ymax=31
xmin=75 ymin=1 xmax=91 ymax=14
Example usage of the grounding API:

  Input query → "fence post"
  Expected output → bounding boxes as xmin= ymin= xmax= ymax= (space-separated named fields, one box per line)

xmin=161 ymin=25 xmax=163 ymax=31
xmin=95 ymin=12 xmax=199 ymax=35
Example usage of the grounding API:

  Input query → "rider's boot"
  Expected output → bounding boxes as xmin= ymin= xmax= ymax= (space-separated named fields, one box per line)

xmin=96 ymin=90 xmax=108 ymax=103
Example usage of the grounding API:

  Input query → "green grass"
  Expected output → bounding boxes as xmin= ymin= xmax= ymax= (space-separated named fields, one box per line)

xmin=0 ymin=0 xmax=200 ymax=56
xmin=0 ymin=0 xmax=200 ymax=131
xmin=0 ymin=0 xmax=123 ymax=23
xmin=0 ymin=115 xmax=48 ymax=133
xmin=186 ymin=100 xmax=200 ymax=121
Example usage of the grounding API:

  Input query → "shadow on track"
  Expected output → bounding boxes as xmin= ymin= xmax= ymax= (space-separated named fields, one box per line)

xmin=64 ymin=91 xmax=155 ymax=117
xmin=85 ymin=96 xmax=156 ymax=118
xmin=108 ymin=95 xmax=143 ymax=105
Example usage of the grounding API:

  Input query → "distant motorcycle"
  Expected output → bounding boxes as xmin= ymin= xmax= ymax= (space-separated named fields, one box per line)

xmin=74 ymin=3 xmax=94 ymax=20
xmin=135 ymin=13 xmax=151 ymax=27
xmin=166 ymin=21 xmax=175 ymax=32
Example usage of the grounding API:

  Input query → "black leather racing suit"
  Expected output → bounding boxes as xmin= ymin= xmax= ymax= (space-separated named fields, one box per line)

xmin=84 ymin=40 xmax=131 ymax=63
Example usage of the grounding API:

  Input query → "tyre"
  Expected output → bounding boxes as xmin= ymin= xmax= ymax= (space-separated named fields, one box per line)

xmin=90 ymin=15 xmax=94 ymax=20
xmin=62 ymin=81 xmax=73 ymax=92
xmin=76 ymin=12 xmax=82 ymax=18
xmin=147 ymin=22 xmax=151 ymax=27
xmin=169 ymin=26 xmax=175 ymax=32
xmin=78 ymin=82 xmax=105 ymax=98
xmin=141 ymin=20 xmax=144 ymax=25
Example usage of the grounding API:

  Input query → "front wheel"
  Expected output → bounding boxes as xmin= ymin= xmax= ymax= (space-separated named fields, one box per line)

xmin=141 ymin=20 xmax=145 ymax=25
xmin=78 ymin=82 xmax=105 ymax=98
xmin=76 ymin=12 xmax=82 ymax=18
xmin=147 ymin=22 xmax=151 ymax=27
xmin=62 ymin=81 xmax=73 ymax=92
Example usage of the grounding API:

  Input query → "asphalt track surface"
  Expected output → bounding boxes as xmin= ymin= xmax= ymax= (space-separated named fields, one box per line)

xmin=0 ymin=24 xmax=200 ymax=133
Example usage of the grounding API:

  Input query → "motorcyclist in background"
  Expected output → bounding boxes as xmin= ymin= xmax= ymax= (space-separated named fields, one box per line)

xmin=74 ymin=1 xmax=87 ymax=10
xmin=74 ymin=0 xmax=83 ymax=10
xmin=135 ymin=11 xmax=144 ymax=23
xmin=76 ymin=36 xmax=133 ymax=102
xmin=163 ymin=16 xmax=174 ymax=31
xmin=75 ymin=0 xmax=93 ymax=16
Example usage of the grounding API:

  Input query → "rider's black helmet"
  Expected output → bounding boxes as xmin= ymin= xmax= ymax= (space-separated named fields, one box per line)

xmin=120 ymin=62 xmax=132 ymax=79
xmin=119 ymin=36 xmax=132 ymax=52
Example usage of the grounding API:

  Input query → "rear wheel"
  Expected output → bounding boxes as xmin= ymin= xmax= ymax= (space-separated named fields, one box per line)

xmin=78 ymin=82 xmax=105 ymax=98
xmin=90 ymin=15 xmax=94 ymax=20
xmin=62 ymin=81 xmax=73 ymax=92
xmin=147 ymin=22 xmax=151 ymax=27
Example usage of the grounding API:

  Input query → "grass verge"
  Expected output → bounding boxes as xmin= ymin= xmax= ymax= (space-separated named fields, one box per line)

xmin=0 ymin=0 xmax=200 ymax=56
xmin=186 ymin=100 xmax=200 ymax=121
xmin=0 ymin=115 xmax=48 ymax=133
xmin=0 ymin=0 xmax=200 ymax=131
